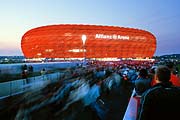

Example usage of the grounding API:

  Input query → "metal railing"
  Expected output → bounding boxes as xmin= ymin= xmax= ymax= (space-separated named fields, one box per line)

xmin=0 ymin=72 xmax=63 ymax=99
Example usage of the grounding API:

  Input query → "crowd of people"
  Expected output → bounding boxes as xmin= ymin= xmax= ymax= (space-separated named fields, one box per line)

xmin=1 ymin=60 xmax=179 ymax=120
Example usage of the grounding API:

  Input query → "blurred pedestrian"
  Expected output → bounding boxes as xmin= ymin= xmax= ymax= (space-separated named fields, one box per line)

xmin=41 ymin=68 xmax=46 ymax=75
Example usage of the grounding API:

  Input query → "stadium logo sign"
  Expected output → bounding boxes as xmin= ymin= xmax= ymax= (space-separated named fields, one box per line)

xmin=95 ymin=34 xmax=129 ymax=40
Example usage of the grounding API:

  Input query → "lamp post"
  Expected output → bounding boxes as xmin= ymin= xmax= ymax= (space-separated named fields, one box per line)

xmin=81 ymin=34 xmax=87 ymax=66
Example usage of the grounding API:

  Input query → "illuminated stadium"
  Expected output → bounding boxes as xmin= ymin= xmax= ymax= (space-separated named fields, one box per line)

xmin=21 ymin=24 xmax=156 ymax=59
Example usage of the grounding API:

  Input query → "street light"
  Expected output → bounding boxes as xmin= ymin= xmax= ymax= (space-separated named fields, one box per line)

xmin=81 ymin=34 xmax=87 ymax=66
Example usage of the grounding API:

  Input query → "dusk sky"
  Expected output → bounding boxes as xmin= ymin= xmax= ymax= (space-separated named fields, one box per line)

xmin=0 ymin=0 xmax=180 ymax=56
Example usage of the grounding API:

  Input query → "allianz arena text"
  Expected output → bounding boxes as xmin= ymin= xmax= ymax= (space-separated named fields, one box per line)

xmin=21 ymin=24 xmax=156 ymax=59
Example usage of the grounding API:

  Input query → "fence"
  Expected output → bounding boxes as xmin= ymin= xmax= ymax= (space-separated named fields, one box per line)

xmin=0 ymin=72 xmax=63 ymax=99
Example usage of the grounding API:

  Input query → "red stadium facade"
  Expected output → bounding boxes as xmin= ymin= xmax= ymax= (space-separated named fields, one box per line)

xmin=21 ymin=24 xmax=156 ymax=59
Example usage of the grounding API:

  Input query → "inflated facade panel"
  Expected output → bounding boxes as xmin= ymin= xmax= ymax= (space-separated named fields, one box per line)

xmin=21 ymin=24 xmax=156 ymax=58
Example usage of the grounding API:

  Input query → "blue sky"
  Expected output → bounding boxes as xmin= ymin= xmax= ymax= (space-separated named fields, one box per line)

xmin=0 ymin=0 xmax=180 ymax=56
